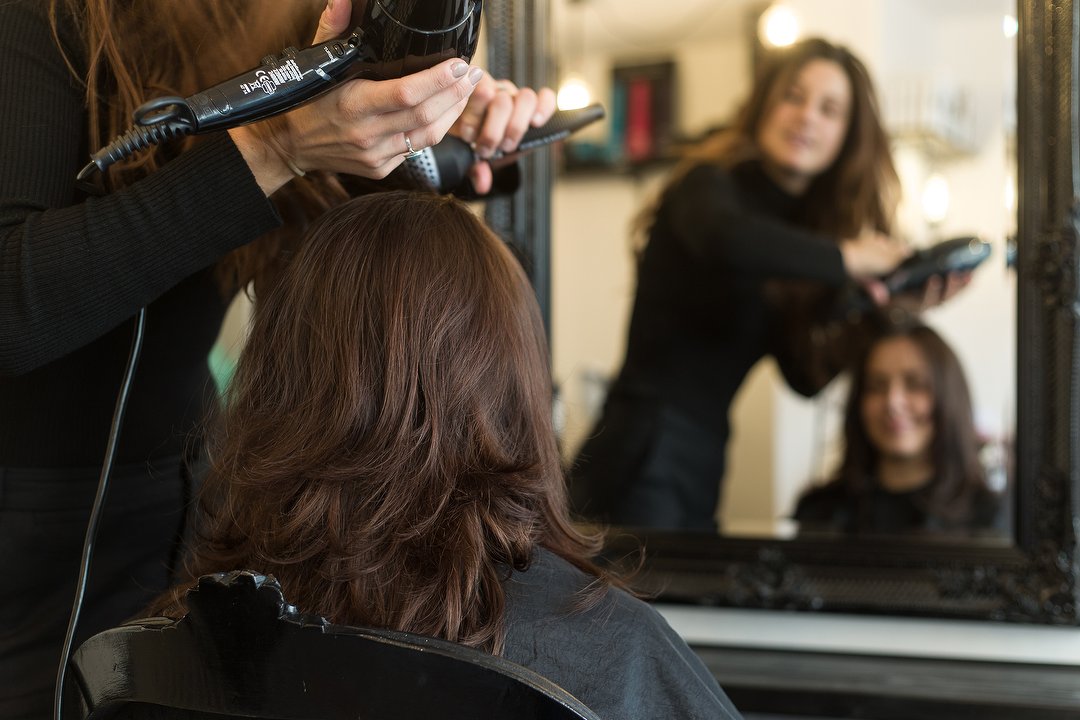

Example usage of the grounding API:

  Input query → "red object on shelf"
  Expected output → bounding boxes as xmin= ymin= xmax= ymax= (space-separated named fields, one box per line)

xmin=625 ymin=78 xmax=654 ymax=161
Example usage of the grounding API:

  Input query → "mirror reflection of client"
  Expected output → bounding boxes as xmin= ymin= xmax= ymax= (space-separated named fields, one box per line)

xmin=147 ymin=192 xmax=742 ymax=720
xmin=793 ymin=323 xmax=1006 ymax=536
xmin=569 ymin=38 xmax=972 ymax=532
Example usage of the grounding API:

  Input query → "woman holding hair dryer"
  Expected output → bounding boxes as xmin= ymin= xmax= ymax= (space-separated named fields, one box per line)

xmin=571 ymin=38 xmax=968 ymax=532
xmin=0 ymin=1 xmax=554 ymax=716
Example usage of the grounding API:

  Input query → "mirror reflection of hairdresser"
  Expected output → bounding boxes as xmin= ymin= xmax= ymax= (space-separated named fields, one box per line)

xmin=793 ymin=323 xmax=1007 ymax=537
xmin=0 ymin=1 xmax=558 ymax=717
xmin=570 ymin=38 xmax=971 ymax=532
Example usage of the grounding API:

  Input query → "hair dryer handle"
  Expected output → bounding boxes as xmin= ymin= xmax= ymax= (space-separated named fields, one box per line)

xmin=391 ymin=103 xmax=606 ymax=194
xmin=848 ymin=236 xmax=992 ymax=315
xmin=514 ymin=104 xmax=606 ymax=154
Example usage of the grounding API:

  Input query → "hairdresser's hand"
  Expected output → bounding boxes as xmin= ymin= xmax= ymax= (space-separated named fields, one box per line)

xmin=891 ymin=270 xmax=974 ymax=313
xmin=229 ymin=0 xmax=482 ymax=195
xmin=450 ymin=73 xmax=557 ymax=194
xmin=840 ymin=228 xmax=911 ymax=280
xmin=839 ymin=229 xmax=910 ymax=307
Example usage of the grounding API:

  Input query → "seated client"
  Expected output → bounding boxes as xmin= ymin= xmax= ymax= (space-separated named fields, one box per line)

xmin=149 ymin=191 xmax=741 ymax=720
xmin=793 ymin=322 xmax=1006 ymax=536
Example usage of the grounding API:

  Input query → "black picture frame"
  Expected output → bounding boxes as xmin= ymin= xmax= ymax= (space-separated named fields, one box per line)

xmin=608 ymin=60 xmax=678 ymax=166
xmin=589 ymin=0 xmax=1080 ymax=627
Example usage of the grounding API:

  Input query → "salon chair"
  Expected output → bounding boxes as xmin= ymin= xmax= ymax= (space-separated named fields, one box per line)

xmin=61 ymin=570 xmax=599 ymax=720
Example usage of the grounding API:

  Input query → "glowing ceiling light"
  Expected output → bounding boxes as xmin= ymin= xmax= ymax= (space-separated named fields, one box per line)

xmin=759 ymin=5 xmax=800 ymax=48
xmin=921 ymin=174 xmax=951 ymax=224
xmin=556 ymin=75 xmax=591 ymax=111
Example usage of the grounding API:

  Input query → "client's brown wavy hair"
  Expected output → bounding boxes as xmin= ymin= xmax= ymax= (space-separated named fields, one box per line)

xmin=153 ymin=191 xmax=606 ymax=653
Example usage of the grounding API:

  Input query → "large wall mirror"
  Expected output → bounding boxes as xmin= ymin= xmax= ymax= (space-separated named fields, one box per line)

xmin=535 ymin=0 xmax=1080 ymax=622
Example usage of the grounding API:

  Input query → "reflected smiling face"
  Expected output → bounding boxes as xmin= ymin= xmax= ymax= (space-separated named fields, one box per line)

xmin=860 ymin=337 xmax=936 ymax=463
xmin=756 ymin=58 xmax=852 ymax=195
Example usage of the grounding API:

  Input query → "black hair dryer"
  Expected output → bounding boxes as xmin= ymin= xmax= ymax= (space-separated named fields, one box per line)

xmin=80 ymin=0 xmax=483 ymax=178
xmin=351 ymin=0 xmax=483 ymax=78
xmin=394 ymin=104 xmax=606 ymax=194
xmin=179 ymin=0 xmax=484 ymax=132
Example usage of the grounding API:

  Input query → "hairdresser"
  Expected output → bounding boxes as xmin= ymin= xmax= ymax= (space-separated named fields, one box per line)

xmin=0 ymin=1 xmax=554 ymax=716
xmin=570 ymin=38 xmax=970 ymax=532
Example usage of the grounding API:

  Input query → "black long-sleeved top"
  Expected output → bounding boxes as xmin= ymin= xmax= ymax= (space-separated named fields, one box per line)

xmin=608 ymin=160 xmax=848 ymax=436
xmin=793 ymin=477 xmax=1007 ymax=536
xmin=0 ymin=1 xmax=281 ymax=466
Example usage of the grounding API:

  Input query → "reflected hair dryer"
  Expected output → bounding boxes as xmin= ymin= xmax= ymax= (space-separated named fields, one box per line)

xmin=851 ymin=235 xmax=992 ymax=313
xmin=880 ymin=236 xmax=991 ymax=294
xmin=78 ymin=0 xmax=483 ymax=180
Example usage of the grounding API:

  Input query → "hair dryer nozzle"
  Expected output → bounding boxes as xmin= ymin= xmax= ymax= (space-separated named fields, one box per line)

xmin=352 ymin=0 xmax=483 ymax=78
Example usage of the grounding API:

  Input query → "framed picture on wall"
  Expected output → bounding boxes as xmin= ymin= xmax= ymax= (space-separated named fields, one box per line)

xmin=610 ymin=60 xmax=678 ymax=165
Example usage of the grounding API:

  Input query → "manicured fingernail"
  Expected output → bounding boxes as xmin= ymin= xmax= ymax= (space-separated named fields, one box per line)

xmin=476 ymin=144 xmax=493 ymax=159
xmin=458 ymin=126 xmax=476 ymax=143
xmin=452 ymin=61 xmax=469 ymax=78
xmin=501 ymin=139 xmax=516 ymax=152
xmin=469 ymin=67 xmax=484 ymax=85
xmin=533 ymin=112 xmax=545 ymax=125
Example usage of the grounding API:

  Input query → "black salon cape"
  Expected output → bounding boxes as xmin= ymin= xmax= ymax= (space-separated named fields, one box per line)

xmin=504 ymin=548 xmax=742 ymax=719
xmin=571 ymin=161 xmax=849 ymax=531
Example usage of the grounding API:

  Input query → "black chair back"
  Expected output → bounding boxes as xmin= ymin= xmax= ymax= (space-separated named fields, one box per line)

xmin=63 ymin=570 xmax=599 ymax=720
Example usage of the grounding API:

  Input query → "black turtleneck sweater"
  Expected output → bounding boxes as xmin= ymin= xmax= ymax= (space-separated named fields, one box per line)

xmin=609 ymin=160 xmax=848 ymax=436
xmin=571 ymin=160 xmax=855 ymax=528
xmin=0 ymin=0 xmax=281 ymax=467
xmin=793 ymin=478 xmax=1007 ymax=537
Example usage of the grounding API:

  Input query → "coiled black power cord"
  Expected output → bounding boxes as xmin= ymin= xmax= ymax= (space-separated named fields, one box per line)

xmin=77 ymin=97 xmax=196 ymax=181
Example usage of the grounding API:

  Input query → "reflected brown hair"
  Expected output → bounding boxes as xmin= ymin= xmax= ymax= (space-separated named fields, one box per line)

xmin=637 ymin=37 xmax=898 ymax=243
xmin=836 ymin=323 xmax=987 ymax=528
xmin=48 ymin=0 xmax=347 ymax=294
xmin=154 ymin=191 xmax=606 ymax=653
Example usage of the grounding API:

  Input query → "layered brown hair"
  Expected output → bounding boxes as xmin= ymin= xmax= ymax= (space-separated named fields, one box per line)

xmin=49 ymin=0 xmax=347 ymax=294
xmin=638 ymin=37 xmax=898 ymax=242
xmin=832 ymin=323 xmax=989 ymax=529
xmin=153 ymin=191 xmax=606 ymax=653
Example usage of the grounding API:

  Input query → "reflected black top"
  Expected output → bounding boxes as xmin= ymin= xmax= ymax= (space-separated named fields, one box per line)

xmin=792 ymin=479 xmax=1007 ymax=537
xmin=608 ymin=160 xmax=847 ymax=435
xmin=571 ymin=160 xmax=858 ymax=529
